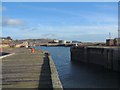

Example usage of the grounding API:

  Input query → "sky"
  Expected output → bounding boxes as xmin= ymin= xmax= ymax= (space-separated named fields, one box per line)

xmin=1 ymin=2 xmax=118 ymax=42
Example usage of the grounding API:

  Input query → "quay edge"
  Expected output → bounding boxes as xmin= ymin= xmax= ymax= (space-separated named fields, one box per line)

xmin=70 ymin=46 xmax=120 ymax=72
xmin=44 ymin=52 xmax=63 ymax=90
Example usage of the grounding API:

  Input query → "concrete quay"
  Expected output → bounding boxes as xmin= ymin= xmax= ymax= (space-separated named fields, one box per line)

xmin=1 ymin=47 xmax=62 ymax=89
xmin=70 ymin=46 xmax=120 ymax=72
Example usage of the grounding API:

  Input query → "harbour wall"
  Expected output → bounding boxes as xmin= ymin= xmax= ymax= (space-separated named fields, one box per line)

xmin=70 ymin=46 xmax=120 ymax=71
xmin=45 ymin=52 xmax=63 ymax=90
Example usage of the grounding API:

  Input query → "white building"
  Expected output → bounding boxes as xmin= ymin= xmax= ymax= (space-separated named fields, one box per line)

xmin=53 ymin=39 xmax=59 ymax=43
xmin=23 ymin=41 xmax=29 ymax=48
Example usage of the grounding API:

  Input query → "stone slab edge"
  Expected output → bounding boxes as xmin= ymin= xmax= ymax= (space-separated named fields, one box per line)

xmin=48 ymin=54 xmax=63 ymax=90
xmin=0 ymin=53 xmax=15 ymax=59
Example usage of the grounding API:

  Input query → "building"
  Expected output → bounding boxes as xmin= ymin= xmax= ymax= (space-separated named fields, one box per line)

xmin=53 ymin=39 xmax=59 ymax=43
xmin=23 ymin=41 xmax=29 ymax=48
xmin=0 ymin=37 xmax=12 ymax=44
xmin=114 ymin=38 xmax=120 ymax=46
xmin=106 ymin=39 xmax=114 ymax=46
xmin=106 ymin=38 xmax=120 ymax=46
xmin=66 ymin=41 xmax=72 ymax=44
xmin=59 ymin=40 xmax=66 ymax=44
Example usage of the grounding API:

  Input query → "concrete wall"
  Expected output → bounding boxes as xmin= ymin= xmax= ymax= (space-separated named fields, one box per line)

xmin=70 ymin=46 xmax=120 ymax=71
xmin=45 ymin=52 xmax=63 ymax=90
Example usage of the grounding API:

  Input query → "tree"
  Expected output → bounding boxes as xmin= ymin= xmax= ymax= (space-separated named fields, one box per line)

xmin=6 ymin=36 xmax=12 ymax=40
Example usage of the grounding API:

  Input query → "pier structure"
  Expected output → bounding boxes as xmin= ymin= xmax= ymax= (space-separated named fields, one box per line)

xmin=70 ymin=46 xmax=120 ymax=71
xmin=1 ymin=47 xmax=62 ymax=89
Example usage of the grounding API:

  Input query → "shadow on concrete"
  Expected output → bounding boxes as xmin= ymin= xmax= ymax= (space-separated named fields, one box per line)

xmin=38 ymin=53 xmax=53 ymax=90
xmin=0 ymin=52 xmax=10 ymax=56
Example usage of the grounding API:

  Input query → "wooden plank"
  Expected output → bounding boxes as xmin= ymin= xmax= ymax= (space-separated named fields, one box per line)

xmin=2 ymin=48 xmax=53 ymax=89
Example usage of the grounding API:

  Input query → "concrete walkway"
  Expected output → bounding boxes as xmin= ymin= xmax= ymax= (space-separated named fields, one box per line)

xmin=2 ymin=48 xmax=53 ymax=89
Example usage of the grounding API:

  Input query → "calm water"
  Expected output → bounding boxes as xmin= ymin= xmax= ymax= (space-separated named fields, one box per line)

xmin=35 ymin=46 xmax=119 ymax=88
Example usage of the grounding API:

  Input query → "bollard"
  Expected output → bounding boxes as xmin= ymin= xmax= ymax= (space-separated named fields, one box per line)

xmin=31 ymin=48 xmax=35 ymax=53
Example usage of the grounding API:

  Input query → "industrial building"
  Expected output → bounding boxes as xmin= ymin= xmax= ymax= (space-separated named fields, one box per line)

xmin=106 ymin=38 xmax=120 ymax=46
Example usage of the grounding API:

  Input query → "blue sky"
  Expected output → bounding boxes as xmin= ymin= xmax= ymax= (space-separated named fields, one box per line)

xmin=1 ymin=2 xmax=118 ymax=42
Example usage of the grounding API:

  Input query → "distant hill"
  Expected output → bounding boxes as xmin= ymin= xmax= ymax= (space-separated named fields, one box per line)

xmin=15 ymin=39 xmax=54 ymax=43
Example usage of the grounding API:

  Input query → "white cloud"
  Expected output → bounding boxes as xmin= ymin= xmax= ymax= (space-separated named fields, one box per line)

xmin=18 ymin=24 xmax=118 ymax=40
xmin=36 ymin=24 xmax=118 ymax=34
xmin=2 ymin=18 xmax=24 ymax=26
xmin=3 ymin=24 xmax=118 ymax=41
